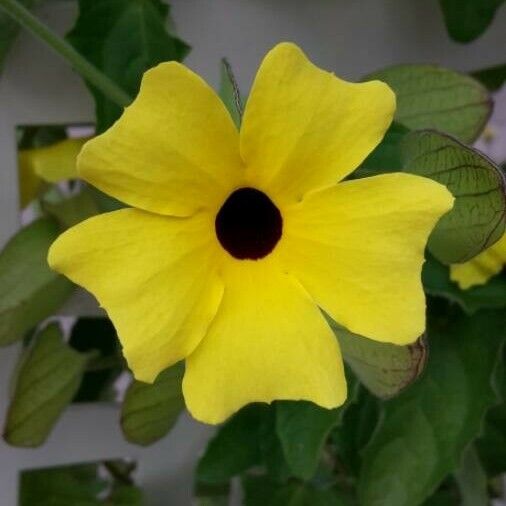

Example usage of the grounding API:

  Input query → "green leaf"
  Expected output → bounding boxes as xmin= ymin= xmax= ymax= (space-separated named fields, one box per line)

xmin=357 ymin=123 xmax=410 ymax=177
xmin=273 ymin=377 xmax=359 ymax=482
xmin=197 ymin=404 xmax=268 ymax=484
xmin=422 ymin=489 xmax=459 ymax=506
xmin=423 ymin=255 xmax=506 ymax=314
xmin=194 ymin=482 xmax=230 ymax=506
xmin=106 ymin=485 xmax=144 ymax=506
xmin=219 ymin=58 xmax=243 ymax=128
xmin=88 ymin=186 xmax=125 ymax=213
xmin=43 ymin=189 xmax=100 ymax=229
xmin=20 ymin=462 xmax=143 ymax=505
xmin=67 ymin=0 xmax=190 ymax=132
xmin=477 ymin=402 xmax=506 ymax=477
xmin=329 ymin=320 xmax=427 ymax=398
xmin=70 ymin=317 xmax=121 ymax=403
xmin=0 ymin=0 xmax=42 ymax=74
xmin=0 ymin=218 xmax=74 ymax=346
xmin=20 ymin=464 xmax=106 ymax=506
xmin=358 ymin=308 xmax=506 ymax=506
xmin=454 ymin=446 xmax=488 ymax=506
xmin=18 ymin=125 xmax=67 ymax=150
xmin=121 ymin=362 xmax=184 ymax=446
xmin=471 ymin=63 xmax=506 ymax=92
xmin=366 ymin=65 xmax=491 ymax=143
xmin=402 ymin=130 xmax=506 ymax=264
xmin=330 ymin=387 xmax=380 ymax=477
xmin=439 ymin=0 xmax=505 ymax=43
xmin=259 ymin=406 xmax=293 ymax=482
xmin=242 ymin=475 xmax=353 ymax=506
xmin=476 ymin=348 xmax=506 ymax=476
xmin=275 ymin=401 xmax=341 ymax=480
xmin=4 ymin=323 xmax=90 ymax=447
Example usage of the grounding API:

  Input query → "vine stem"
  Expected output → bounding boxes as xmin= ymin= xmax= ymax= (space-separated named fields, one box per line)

xmin=0 ymin=0 xmax=132 ymax=107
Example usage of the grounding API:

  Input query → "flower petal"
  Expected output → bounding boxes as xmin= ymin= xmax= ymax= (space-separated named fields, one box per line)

xmin=450 ymin=233 xmax=506 ymax=289
xmin=278 ymin=173 xmax=454 ymax=345
xmin=20 ymin=138 xmax=86 ymax=183
xmin=240 ymin=42 xmax=395 ymax=203
xmin=78 ymin=62 xmax=243 ymax=217
xmin=183 ymin=259 xmax=346 ymax=424
xmin=48 ymin=209 xmax=224 ymax=382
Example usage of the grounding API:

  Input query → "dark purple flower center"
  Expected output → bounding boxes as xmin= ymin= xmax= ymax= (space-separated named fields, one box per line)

xmin=215 ymin=187 xmax=282 ymax=260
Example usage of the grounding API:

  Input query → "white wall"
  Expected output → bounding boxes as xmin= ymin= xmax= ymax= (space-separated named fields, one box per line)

xmin=171 ymin=0 xmax=506 ymax=89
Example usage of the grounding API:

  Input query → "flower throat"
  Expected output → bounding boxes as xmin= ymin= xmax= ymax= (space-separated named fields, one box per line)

xmin=215 ymin=187 xmax=282 ymax=260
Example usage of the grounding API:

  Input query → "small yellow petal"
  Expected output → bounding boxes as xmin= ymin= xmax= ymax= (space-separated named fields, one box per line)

xmin=241 ymin=42 xmax=395 ymax=203
xmin=48 ymin=208 xmax=224 ymax=382
xmin=78 ymin=62 xmax=243 ymax=217
xmin=18 ymin=151 xmax=42 ymax=208
xmin=19 ymin=138 xmax=86 ymax=184
xmin=183 ymin=258 xmax=346 ymax=424
xmin=450 ymin=233 xmax=506 ymax=289
xmin=18 ymin=138 xmax=86 ymax=207
xmin=278 ymin=173 xmax=454 ymax=345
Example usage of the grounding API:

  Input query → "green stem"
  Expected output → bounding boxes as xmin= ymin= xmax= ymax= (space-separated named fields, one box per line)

xmin=0 ymin=0 xmax=132 ymax=107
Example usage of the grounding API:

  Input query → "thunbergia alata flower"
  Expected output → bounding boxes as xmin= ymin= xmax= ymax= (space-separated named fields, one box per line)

xmin=49 ymin=43 xmax=454 ymax=424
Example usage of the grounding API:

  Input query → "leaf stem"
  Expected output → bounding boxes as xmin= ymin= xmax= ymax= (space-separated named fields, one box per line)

xmin=0 ymin=0 xmax=132 ymax=107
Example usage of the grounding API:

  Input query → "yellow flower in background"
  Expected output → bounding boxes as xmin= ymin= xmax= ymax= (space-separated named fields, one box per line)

xmin=450 ymin=233 xmax=506 ymax=289
xmin=18 ymin=151 xmax=42 ymax=209
xmin=48 ymin=43 xmax=453 ymax=424
xmin=18 ymin=138 xmax=87 ymax=207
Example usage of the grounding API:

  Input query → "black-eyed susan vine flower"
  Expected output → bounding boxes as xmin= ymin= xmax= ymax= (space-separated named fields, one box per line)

xmin=48 ymin=43 xmax=454 ymax=424
xmin=450 ymin=232 xmax=506 ymax=289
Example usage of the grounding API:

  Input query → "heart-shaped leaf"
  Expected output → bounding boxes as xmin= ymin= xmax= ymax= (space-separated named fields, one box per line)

xmin=329 ymin=320 xmax=427 ymax=399
xmin=275 ymin=401 xmax=341 ymax=480
xmin=454 ymin=446 xmax=488 ymax=506
xmin=197 ymin=404 xmax=268 ymax=484
xmin=242 ymin=475 xmax=354 ymax=506
xmin=439 ymin=0 xmax=505 ymax=43
xmin=402 ymin=130 xmax=506 ymax=264
xmin=477 ymin=402 xmax=506 ymax=477
xmin=20 ymin=464 xmax=107 ymax=506
xmin=476 ymin=350 xmax=506 ymax=477
xmin=121 ymin=362 xmax=184 ymax=446
xmin=330 ymin=387 xmax=380 ymax=477
xmin=472 ymin=63 xmax=506 ymax=92
xmin=366 ymin=65 xmax=491 ymax=143
xmin=358 ymin=308 xmax=505 ymax=506
xmin=4 ymin=323 xmax=89 ymax=447
xmin=0 ymin=218 xmax=74 ymax=346
xmin=273 ymin=375 xmax=360 ymax=482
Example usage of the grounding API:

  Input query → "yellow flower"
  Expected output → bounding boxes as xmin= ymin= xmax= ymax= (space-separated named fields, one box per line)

xmin=48 ymin=43 xmax=453 ymax=424
xmin=18 ymin=138 xmax=87 ymax=207
xmin=450 ymin=233 xmax=506 ymax=289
